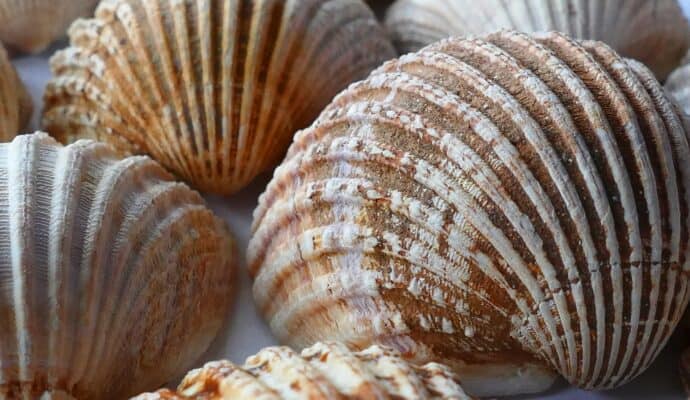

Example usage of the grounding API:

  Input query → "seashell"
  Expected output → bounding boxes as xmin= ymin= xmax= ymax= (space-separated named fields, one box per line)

xmin=131 ymin=341 xmax=473 ymax=399
xmin=666 ymin=56 xmax=690 ymax=115
xmin=0 ymin=132 xmax=236 ymax=399
xmin=384 ymin=0 xmax=690 ymax=80
xmin=0 ymin=0 xmax=99 ymax=53
xmin=42 ymin=0 xmax=396 ymax=196
xmin=248 ymin=30 xmax=690 ymax=397
xmin=0 ymin=43 xmax=32 ymax=139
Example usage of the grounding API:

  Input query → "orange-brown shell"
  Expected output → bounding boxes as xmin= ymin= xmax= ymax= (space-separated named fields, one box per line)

xmin=0 ymin=43 xmax=31 ymax=139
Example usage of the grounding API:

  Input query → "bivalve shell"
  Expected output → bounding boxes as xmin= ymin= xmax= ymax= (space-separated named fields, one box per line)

xmin=0 ymin=43 xmax=31 ymax=139
xmin=384 ymin=0 xmax=690 ymax=80
xmin=131 ymin=342 xmax=473 ymax=399
xmin=248 ymin=31 xmax=690 ymax=396
xmin=0 ymin=132 xmax=236 ymax=399
xmin=42 ymin=0 xmax=396 ymax=195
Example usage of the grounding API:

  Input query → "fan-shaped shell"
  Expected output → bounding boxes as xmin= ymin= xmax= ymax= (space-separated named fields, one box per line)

xmin=0 ymin=0 xmax=99 ymax=53
xmin=248 ymin=31 xmax=690 ymax=397
xmin=42 ymin=0 xmax=396 ymax=195
xmin=0 ymin=44 xmax=31 ymax=139
xmin=0 ymin=132 xmax=236 ymax=399
xmin=384 ymin=0 xmax=690 ymax=80
xmin=132 ymin=342 xmax=473 ymax=399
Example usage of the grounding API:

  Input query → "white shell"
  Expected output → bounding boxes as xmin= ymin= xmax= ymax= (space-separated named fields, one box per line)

xmin=132 ymin=342 xmax=473 ymax=399
xmin=0 ymin=44 xmax=31 ymax=140
xmin=248 ymin=31 xmax=690 ymax=397
xmin=0 ymin=133 xmax=236 ymax=399
xmin=384 ymin=0 xmax=690 ymax=80
xmin=666 ymin=55 xmax=690 ymax=115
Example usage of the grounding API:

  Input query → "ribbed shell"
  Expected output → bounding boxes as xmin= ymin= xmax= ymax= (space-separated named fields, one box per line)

xmin=248 ymin=31 xmax=690 ymax=397
xmin=666 ymin=57 xmax=690 ymax=115
xmin=42 ymin=0 xmax=396 ymax=195
xmin=0 ymin=44 xmax=31 ymax=140
xmin=384 ymin=0 xmax=690 ymax=80
xmin=132 ymin=342 xmax=472 ymax=400
xmin=0 ymin=133 xmax=236 ymax=399
xmin=0 ymin=0 xmax=99 ymax=53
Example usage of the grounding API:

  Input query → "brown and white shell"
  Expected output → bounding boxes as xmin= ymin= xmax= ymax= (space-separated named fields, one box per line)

xmin=384 ymin=0 xmax=690 ymax=80
xmin=0 ymin=0 xmax=99 ymax=53
xmin=248 ymin=31 xmax=690 ymax=397
xmin=132 ymin=342 xmax=473 ymax=399
xmin=42 ymin=0 xmax=396 ymax=195
xmin=0 ymin=132 xmax=236 ymax=399
xmin=0 ymin=43 xmax=31 ymax=139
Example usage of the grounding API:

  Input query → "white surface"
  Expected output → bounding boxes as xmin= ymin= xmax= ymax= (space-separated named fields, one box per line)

xmin=11 ymin=42 xmax=688 ymax=399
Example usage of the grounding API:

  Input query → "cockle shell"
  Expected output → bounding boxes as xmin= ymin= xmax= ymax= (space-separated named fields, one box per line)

xmin=0 ymin=0 xmax=99 ymax=53
xmin=384 ymin=0 xmax=690 ymax=80
xmin=0 ymin=44 xmax=31 ymax=140
xmin=42 ymin=0 xmax=396 ymax=196
xmin=248 ymin=31 xmax=690 ymax=397
xmin=0 ymin=132 xmax=236 ymax=399
xmin=132 ymin=342 xmax=473 ymax=399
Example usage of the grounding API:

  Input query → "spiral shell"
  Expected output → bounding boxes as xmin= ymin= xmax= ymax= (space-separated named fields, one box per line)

xmin=0 ymin=132 xmax=236 ymax=399
xmin=248 ymin=30 xmax=690 ymax=396
xmin=132 ymin=342 xmax=472 ymax=400
xmin=0 ymin=0 xmax=99 ymax=53
xmin=0 ymin=44 xmax=31 ymax=139
xmin=384 ymin=0 xmax=690 ymax=80
xmin=42 ymin=0 xmax=396 ymax=195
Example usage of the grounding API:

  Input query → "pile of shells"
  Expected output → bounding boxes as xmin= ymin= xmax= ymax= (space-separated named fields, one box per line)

xmin=42 ymin=0 xmax=396 ymax=195
xmin=0 ymin=133 xmax=236 ymax=399
xmin=384 ymin=0 xmax=690 ymax=80
xmin=0 ymin=43 xmax=31 ymax=140
xmin=248 ymin=30 xmax=690 ymax=397
xmin=132 ymin=342 xmax=473 ymax=399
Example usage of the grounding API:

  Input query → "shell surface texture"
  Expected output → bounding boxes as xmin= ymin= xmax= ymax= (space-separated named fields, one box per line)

xmin=248 ymin=30 xmax=690 ymax=397
xmin=132 ymin=342 xmax=473 ymax=400
xmin=0 ymin=133 xmax=236 ymax=399
xmin=42 ymin=0 xmax=396 ymax=196
xmin=384 ymin=0 xmax=690 ymax=80
xmin=0 ymin=0 xmax=99 ymax=53
xmin=0 ymin=43 xmax=31 ymax=140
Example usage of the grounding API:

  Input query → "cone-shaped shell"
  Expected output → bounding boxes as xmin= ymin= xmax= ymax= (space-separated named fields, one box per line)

xmin=0 ymin=133 xmax=236 ymax=399
xmin=384 ymin=0 xmax=690 ymax=80
xmin=0 ymin=44 xmax=31 ymax=139
xmin=0 ymin=0 xmax=99 ymax=53
xmin=42 ymin=0 xmax=396 ymax=195
xmin=248 ymin=31 xmax=690 ymax=396
xmin=132 ymin=342 xmax=473 ymax=399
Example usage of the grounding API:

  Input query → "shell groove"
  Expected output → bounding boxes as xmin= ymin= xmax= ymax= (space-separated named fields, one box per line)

xmin=0 ymin=0 xmax=99 ymax=53
xmin=248 ymin=31 xmax=690 ymax=396
xmin=132 ymin=342 xmax=473 ymax=399
xmin=0 ymin=44 xmax=31 ymax=140
xmin=384 ymin=0 xmax=690 ymax=80
xmin=42 ymin=0 xmax=396 ymax=195
xmin=0 ymin=133 xmax=236 ymax=399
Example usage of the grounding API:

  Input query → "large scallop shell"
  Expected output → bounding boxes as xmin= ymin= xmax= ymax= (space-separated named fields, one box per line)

xmin=384 ymin=0 xmax=690 ymax=80
xmin=0 ymin=0 xmax=99 ymax=53
xmin=248 ymin=31 xmax=690 ymax=397
xmin=0 ymin=44 xmax=31 ymax=139
xmin=0 ymin=132 xmax=236 ymax=399
xmin=42 ymin=0 xmax=396 ymax=195
xmin=132 ymin=342 xmax=473 ymax=399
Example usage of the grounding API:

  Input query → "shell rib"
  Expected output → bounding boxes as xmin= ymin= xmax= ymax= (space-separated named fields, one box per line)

xmin=0 ymin=132 xmax=236 ymax=399
xmin=132 ymin=342 xmax=473 ymax=399
xmin=42 ymin=0 xmax=396 ymax=195
xmin=0 ymin=0 xmax=99 ymax=53
xmin=0 ymin=44 xmax=31 ymax=139
xmin=248 ymin=31 xmax=690 ymax=397
xmin=384 ymin=0 xmax=690 ymax=80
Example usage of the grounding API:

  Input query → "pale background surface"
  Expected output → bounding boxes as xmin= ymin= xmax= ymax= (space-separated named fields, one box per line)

xmin=10 ymin=0 xmax=690 ymax=397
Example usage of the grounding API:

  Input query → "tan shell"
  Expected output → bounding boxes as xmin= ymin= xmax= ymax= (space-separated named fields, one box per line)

xmin=0 ymin=0 xmax=99 ymax=53
xmin=248 ymin=31 xmax=690 ymax=397
xmin=384 ymin=0 xmax=690 ymax=80
xmin=131 ymin=342 xmax=473 ymax=399
xmin=0 ymin=132 xmax=236 ymax=399
xmin=42 ymin=0 xmax=396 ymax=195
xmin=0 ymin=43 xmax=31 ymax=139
